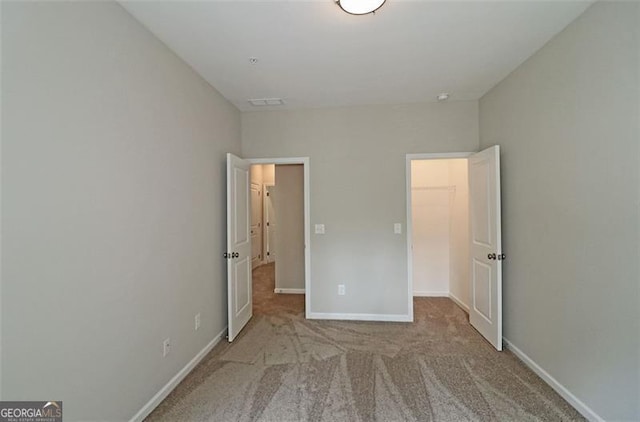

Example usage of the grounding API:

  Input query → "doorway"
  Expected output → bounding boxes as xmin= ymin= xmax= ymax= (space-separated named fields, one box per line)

xmin=405 ymin=148 xmax=503 ymax=351
xmin=248 ymin=159 xmax=310 ymax=317
xmin=226 ymin=155 xmax=310 ymax=341
xmin=409 ymin=157 xmax=470 ymax=311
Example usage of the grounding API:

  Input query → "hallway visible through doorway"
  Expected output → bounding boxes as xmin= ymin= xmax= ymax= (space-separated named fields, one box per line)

xmin=252 ymin=263 xmax=304 ymax=316
xmin=250 ymin=162 xmax=306 ymax=317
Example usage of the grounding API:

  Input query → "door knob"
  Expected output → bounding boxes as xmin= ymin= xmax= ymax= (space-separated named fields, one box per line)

xmin=497 ymin=254 xmax=506 ymax=261
xmin=232 ymin=252 xmax=239 ymax=258
xmin=488 ymin=253 xmax=496 ymax=260
xmin=223 ymin=252 xmax=229 ymax=259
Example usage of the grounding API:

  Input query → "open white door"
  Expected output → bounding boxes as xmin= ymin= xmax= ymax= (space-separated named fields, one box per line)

xmin=469 ymin=145 xmax=503 ymax=351
xmin=265 ymin=186 xmax=276 ymax=263
xmin=226 ymin=153 xmax=252 ymax=342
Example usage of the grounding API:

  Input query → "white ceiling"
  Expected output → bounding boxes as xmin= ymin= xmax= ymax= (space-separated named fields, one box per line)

xmin=121 ymin=0 xmax=591 ymax=112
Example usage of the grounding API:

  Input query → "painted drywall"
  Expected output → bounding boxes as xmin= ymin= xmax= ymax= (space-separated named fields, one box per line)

xmin=411 ymin=160 xmax=452 ymax=296
xmin=250 ymin=163 xmax=264 ymax=185
xmin=262 ymin=164 xmax=275 ymax=186
xmin=479 ymin=2 xmax=639 ymax=420
xmin=412 ymin=160 xmax=451 ymax=187
xmin=273 ymin=165 xmax=305 ymax=290
xmin=1 ymin=2 xmax=240 ymax=420
xmin=448 ymin=159 xmax=469 ymax=308
xmin=242 ymin=102 xmax=478 ymax=317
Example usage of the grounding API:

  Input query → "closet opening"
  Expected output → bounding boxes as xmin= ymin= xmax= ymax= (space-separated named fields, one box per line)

xmin=408 ymin=156 xmax=470 ymax=312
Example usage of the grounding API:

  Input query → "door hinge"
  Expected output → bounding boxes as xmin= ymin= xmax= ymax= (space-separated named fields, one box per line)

xmin=267 ymin=252 xmax=270 ymax=256
xmin=266 ymin=192 xmax=270 ymax=196
xmin=267 ymin=222 xmax=270 ymax=226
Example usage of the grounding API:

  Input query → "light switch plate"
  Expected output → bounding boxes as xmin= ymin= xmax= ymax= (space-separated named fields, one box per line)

xmin=315 ymin=224 xmax=325 ymax=234
xmin=394 ymin=223 xmax=402 ymax=234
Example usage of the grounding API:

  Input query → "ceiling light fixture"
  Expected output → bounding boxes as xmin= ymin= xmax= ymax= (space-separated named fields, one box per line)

xmin=437 ymin=93 xmax=450 ymax=102
xmin=336 ymin=0 xmax=385 ymax=15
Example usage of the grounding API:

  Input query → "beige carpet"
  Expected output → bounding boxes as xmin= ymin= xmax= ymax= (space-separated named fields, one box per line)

xmin=146 ymin=263 xmax=584 ymax=421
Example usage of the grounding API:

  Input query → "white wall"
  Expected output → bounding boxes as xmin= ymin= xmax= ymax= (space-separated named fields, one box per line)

xmin=250 ymin=163 xmax=264 ymax=185
xmin=273 ymin=165 xmax=305 ymax=291
xmin=242 ymin=102 xmax=478 ymax=318
xmin=411 ymin=160 xmax=452 ymax=296
xmin=262 ymin=164 xmax=275 ymax=186
xmin=479 ymin=2 xmax=639 ymax=420
xmin=1 ymin=2 xmax=240 ymax=420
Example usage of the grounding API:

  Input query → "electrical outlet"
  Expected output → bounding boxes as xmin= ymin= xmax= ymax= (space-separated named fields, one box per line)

xmin=163 ymin=338 xmax=171 ymax=357
xmin=338 ymin=284 xmax=345 ymax=296
xmin=195 ymin=313 xmax=201 ymax=331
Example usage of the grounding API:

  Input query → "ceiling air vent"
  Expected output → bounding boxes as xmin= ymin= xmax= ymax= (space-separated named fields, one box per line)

xmin=248 ymin=98 xmax=285 ymax=107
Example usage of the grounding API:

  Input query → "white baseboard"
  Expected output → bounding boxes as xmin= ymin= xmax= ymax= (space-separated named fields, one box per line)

xmin=503 ymin=338 xmax=603 ymax=422
xmin=448 ymin=292 xmax=469 ymax=312
xmin=413 ymin=291 xmax=449 ymax=297
xmin=308 ymin=312 xmax=412 ymax=322
xmin=274 ymin=288 xmax=305 ymax=294
xmin=129 ymin=326 xmax=227 ymax=422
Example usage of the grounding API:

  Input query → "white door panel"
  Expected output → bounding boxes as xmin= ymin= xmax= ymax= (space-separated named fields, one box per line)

xmin=250 ymin=183 xmax=262 ymax=268
xmin=234 ymin=256 xmax=251 ymax=314
xmin=265 ymin=187 xmax=276 ymax=262
xmin=469 ymin=145 xmax=502 ymax=351
xmin=472 ymin=259 xmax=492 ymax=322
xmin=227 ymin=153 xmax=252 ymax=342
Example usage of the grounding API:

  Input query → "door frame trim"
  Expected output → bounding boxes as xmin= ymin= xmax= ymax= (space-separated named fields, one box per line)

xmin=405 ymin=152 xmax=473 ymax=321
xmin=247 ymin=157 xmax=311 ymax=319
